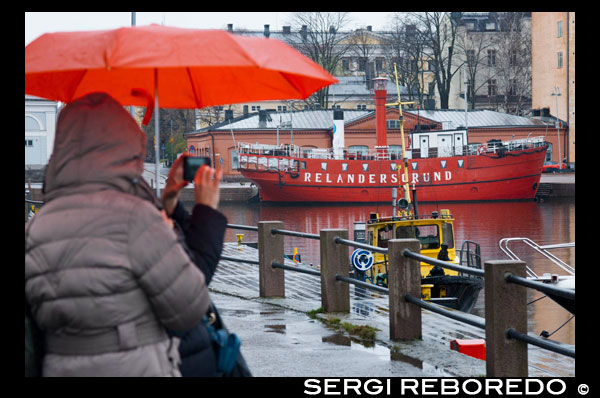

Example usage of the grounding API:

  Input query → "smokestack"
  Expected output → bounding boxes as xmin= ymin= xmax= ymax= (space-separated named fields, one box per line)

xmin=373 ymin=77 xmax=389 ymax=158
xmin=227 ymin=24 xmax=233 ymax=33
xmin=264 ymin=24 xmax=270 ymax=38
xmin=332 ymin=110 xmax=345 ymax=159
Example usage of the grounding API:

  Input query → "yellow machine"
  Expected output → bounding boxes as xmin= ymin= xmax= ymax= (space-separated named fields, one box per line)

xmin=366 ymin=209 xmax=458 ymax=280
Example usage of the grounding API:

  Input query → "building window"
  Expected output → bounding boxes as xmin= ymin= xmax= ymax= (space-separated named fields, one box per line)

xmin=342 ymin=58 xmax=350 ymax=72
xmin=557 ymin=52 xmax=563 ymax=68
xmin=251 ymin=105 xmax=261 ymax=111
xmin=487 ymin=49 xmax=496 ymax=67
xmin=557 ymin=20 xmax=563 ymax=38
xmin=375 ymin=58 xmax=383 ymax=73
xmin=356 ymin=104 xmax=367 ymax=110
xmin=509 ymin=79 xmax=517 ymax=96
xmin=487 ymin=79 xmax=497 ymax=96
xmin=465 ymin=21 xmax=475 ymax=31
xmin=25 ymin=139 xmax=33 ymax=147
xmin=277 ymin=105 xmax=287 ymax=112
xmin=509 ymin=49 xmax=518 ymax=67
xmin=387 ymin=120 xmax=400 ymax=129
xmin=466 ymin=50 xmax=475 ymax=65
xmin=485 ymin=21 xmax=496 ymax=31
xmin=358 ymin=58 xmax=367 ymax=72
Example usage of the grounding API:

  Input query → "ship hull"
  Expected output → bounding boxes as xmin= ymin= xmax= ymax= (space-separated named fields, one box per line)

xmin=239 ymin=146 xmax=548 ymax=202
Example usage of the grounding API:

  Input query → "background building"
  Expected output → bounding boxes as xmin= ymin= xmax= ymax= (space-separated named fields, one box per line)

xmin=25 ymin=95 xmax=58 ymax=168
xmin=531 ymin=12 xmax=575 ymax=168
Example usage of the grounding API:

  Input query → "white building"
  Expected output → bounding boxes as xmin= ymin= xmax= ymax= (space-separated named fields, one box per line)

xmin=25 ymin=95 xmax=58 ymax=167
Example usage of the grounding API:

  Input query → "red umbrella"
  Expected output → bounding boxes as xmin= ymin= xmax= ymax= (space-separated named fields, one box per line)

xmin=25 ymin=24 xmax=338 ymax=194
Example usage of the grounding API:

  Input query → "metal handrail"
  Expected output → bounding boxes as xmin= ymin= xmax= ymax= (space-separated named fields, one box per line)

xmin=499 ymin=237 xmax=575 ymax=278
xmin=271 ymin=229 xmax=320 ymax=240
xmin=220 ymin=255 xmax=259 ymax=265
xmin=403 ymin=249 xmax=485 ymax=277
xmin=334 ymin=236 xmax=389 ymax=254
xmin=505 ymin=273 xmax=575 ymax=300
xmin=404 ymin=293 xmax=485 ymax=329
xmin=506 ymin=328 xmax=575 ymax=358
xmin=227 ymin=224 xmax=258 ymax=232
xmin=271 ymin=261 xmax=321 ymax=276
xmin=335 ymin=274 xmax=389 ymax=294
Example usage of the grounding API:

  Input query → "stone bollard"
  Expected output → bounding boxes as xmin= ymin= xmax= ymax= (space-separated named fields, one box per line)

xmin=484 ymin=260 xmax=528 ymax=377
xmin=319 ymin=229 xmax=350 ymax=313
xmin=387 ymin=239 xmax=422 ymax=340
xmin=258 ymin=221 xmax=285 ymax=298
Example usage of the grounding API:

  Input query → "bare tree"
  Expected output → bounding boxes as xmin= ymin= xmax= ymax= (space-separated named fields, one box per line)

xmin=455 ymin=23 xmax=496 ymax=109
xmin=492 ymin=13 xmax=532 ymax=115
xmin=411 ymin=12 xmax=462 ymax=109
xmin=385 ymin=13 xmax=430 ymax=105
xmin=290 ymin=12 xmax=351 ymax=108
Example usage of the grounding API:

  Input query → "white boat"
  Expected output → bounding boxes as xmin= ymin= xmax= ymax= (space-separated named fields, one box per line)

xmin=499 ymin=237 xmax=575 ymax=314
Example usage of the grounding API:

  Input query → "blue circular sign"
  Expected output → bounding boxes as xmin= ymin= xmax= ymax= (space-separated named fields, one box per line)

xmin=351 ymin=249 xmax=374 ymax=272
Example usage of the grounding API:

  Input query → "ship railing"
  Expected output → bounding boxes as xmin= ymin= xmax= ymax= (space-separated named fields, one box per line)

xmin=499 ymin=237 xmax=575 ymax=279
xmin=224 ymin=222 xmax=574 ymax=376
xmin=236 ymin=138 xmax=548 ymax=167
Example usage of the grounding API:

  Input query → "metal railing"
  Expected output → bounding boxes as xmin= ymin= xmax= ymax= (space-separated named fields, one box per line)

xmin=226 ymin=221 xmax=575 ymax=377
xmin=499 ymin=237 xmax=575 ymax=278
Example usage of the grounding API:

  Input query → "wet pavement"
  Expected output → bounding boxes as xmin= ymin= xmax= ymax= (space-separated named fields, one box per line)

xmin=210 ymin=243 xmax=575 ymax=377
xmin=214 ymin=292 xmax=444 ymax=377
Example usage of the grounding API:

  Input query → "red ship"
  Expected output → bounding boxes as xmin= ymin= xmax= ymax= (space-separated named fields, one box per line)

xmin=237 ymin=77 xmax=548 ymax=203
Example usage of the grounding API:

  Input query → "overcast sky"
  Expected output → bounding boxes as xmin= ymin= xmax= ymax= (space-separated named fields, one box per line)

xmin=25 ymin=12 xmax=396 ymax=45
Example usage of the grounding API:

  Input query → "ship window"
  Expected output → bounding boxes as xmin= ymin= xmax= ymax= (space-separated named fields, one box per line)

xmin=342 ymin=163 xmax=348 ymax=171
xmin=391 ymin=163 xmax=397 ymax=171
xmin=321 ymin=162 xmax=328 ymax=171
xmin=442 ymin=222 xmax=454 ymax=249
xmin=377 ymin=226 xmax=395 ymax=248
xmin=414 ymin=224 xmax=440 ymax=250
xmin=300 ymin=161 xmax=307 ymax=170
xmin=396 ymin=225 xmax=416 ymax=239
xmin=362 ymin=163 xmax=369 ymax=172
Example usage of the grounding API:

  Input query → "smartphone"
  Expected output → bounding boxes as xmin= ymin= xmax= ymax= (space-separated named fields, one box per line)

xmin=183 ymin=156 xmax=211 ymax=181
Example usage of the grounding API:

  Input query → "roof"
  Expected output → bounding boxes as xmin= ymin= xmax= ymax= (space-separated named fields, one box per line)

xmin=329 ymin=76 xmax=406 ymax=97
xmin=406 ymin=109 xmax=550 ymax=129
xmin=191 ymin=109 xmax=371 ymax=133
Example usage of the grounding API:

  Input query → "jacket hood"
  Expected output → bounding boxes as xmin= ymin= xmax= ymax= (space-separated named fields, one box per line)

xmin=43 ymin=92 xmax=147 ymax=202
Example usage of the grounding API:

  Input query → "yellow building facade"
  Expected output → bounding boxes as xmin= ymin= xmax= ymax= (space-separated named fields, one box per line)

xmin=531 ymin=12 xmax=575 ymax=167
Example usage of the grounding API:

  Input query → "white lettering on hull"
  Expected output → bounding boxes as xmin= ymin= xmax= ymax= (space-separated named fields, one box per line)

xmin=300 ymin=171 xmax=452 ymax=185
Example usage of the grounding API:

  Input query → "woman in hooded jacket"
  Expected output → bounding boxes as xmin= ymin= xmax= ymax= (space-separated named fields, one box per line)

xmin=24 ymin=92 xmax=225 ymax=377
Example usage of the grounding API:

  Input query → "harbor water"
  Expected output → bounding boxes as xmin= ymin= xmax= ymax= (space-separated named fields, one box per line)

xmin=188 ymin=198 xmax=575 ymax=347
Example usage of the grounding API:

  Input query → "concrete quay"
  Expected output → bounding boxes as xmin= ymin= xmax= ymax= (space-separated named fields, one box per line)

xmin=210 ymin=243 xmax=575 ymax=377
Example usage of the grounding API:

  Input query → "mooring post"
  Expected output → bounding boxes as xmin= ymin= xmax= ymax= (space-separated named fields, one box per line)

xmin=388 ymin=239 xmax=422 ymax=340
xmin=320 ymin=229 xmax=350 ymax=313
xmin=258 ymin=221 xmax=285 ymax=298
xmin=485 ymin=260 xmax=528 ymax=377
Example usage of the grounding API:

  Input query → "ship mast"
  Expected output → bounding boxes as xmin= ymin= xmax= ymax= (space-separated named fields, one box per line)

xmin=386 ymin=63 xmax=414 ymax=217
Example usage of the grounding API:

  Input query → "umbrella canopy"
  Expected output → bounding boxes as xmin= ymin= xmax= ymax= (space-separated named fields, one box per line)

xmin=25 ymin=24 xmax=338 ymax=195
xmin=25 ymin=24 xmax=338 ymax=109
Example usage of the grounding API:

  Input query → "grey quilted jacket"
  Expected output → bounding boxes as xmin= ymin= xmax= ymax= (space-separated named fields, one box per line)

xmin=25 ymin=93 xmax=211 ymax=376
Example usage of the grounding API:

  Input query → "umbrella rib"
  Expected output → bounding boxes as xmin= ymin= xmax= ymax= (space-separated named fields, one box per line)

xmin=186 ymin=67 xmax=202 ymax=109
xmin=67 ymin=70 xmax=89 ymax=103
